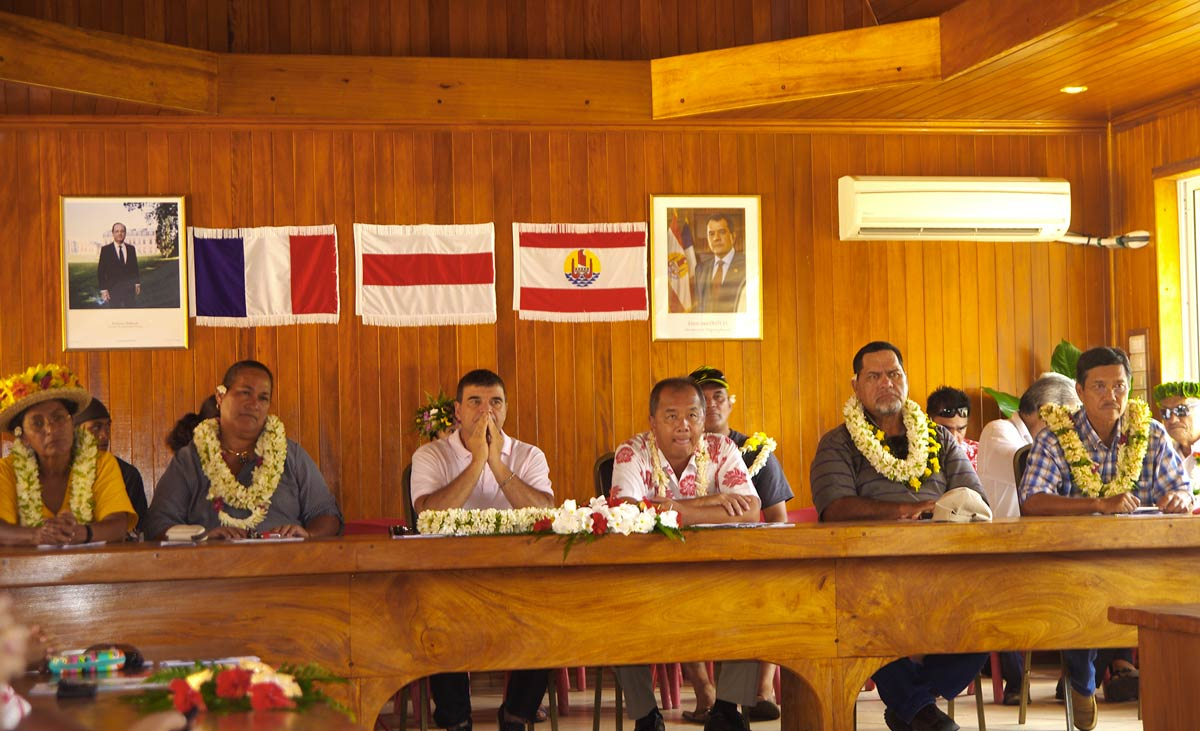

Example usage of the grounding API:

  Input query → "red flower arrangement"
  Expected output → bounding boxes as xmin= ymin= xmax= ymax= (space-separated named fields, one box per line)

xmin=128 ymin=661 xmax=349 ymax=719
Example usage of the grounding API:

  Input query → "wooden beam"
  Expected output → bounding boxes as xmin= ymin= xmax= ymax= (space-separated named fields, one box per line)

xmin=939 ymin=0 xmax=1127 ymax=78
xmin=649 ymin=18 xmax=940 ymax=120
xmin=218 ymin=55 xmax=650 ymax=123
xmin=0 ymin=10 xmax=217 ymax=113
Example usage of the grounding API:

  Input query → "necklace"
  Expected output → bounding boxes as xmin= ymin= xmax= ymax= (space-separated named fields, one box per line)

xmin=739 ymin=432 xmax=777 ymax=478
xmin=1040 ymin=400 xmax=1151 ymax=498
xmin=220 ymin=446 xmax=255 ymax=464
xmin=193 ymin=416 xmax=288 ymax=529
xmin=843 ymin=397 xmax=941 ymax=490
xmin=647 ymin=432 xmax=711 ymax=498
xmin=11 ymin=426 xmax=98 ymax=527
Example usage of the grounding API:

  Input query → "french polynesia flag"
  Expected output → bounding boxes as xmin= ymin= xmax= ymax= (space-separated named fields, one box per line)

xmin=513 ymin=222 xmax=648 ymax=322
xmin=354 ymin=223 xmax=496 ymax=326
xmin=188 ymin=225 xmax=339 ymax=327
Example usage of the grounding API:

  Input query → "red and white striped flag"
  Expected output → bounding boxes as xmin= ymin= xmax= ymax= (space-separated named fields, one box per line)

xmin=354 ymin=223 xmax=496 ymax=326
xmin=512 ymin=222 xmax=648 ymax=322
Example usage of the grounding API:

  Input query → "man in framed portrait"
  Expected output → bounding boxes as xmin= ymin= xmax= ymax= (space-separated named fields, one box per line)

xmin=694 ymin=213 xmax=747 ymax=313
xmin=97 ymin=222 xmax=141 ymax=308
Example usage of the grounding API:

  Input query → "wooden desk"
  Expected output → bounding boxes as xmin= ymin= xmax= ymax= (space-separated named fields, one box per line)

xmin=1109 ymin=603 xmax=1200 ymax=731
xmin=4 ymin=515 xmax=1200 ymax=731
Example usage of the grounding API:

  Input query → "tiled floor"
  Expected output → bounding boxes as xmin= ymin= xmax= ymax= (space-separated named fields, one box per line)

xmin=378 ymin=667 xmax=1145 ymax=731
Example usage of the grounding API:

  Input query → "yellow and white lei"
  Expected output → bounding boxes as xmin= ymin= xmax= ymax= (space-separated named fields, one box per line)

xmin=740 ymin=432 xmax=777 ymax=478
xmin=193 ymin=415 xmax=288 ymax=529
xmin=648 ymin=432 xmax=711 ymax=497
xmin=1040 ymin=399 xmax=1151 ymax=498
xmin=843 ymin=396 xmax=941 ymax=490
xmin=11 ymin=426 xmax=98 ymax=527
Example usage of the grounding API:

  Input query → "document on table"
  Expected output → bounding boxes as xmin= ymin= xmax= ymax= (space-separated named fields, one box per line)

xmin=690 ymin=522 xmax=796 ymax=529
xmin=37 ymin=541 xmax=106 ymax=550
xmin=1116 ymin=506 xmax=1163 ymax=517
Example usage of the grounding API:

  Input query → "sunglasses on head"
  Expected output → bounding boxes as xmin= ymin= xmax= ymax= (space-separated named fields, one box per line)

xmin=1160 ymin=403 xmax=1194 ymax=420
xmin=934 ymin=407 xmax=969 ymax=418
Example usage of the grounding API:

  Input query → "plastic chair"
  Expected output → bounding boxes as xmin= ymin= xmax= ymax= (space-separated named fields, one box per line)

xmin=786 ymin=507 xmax=819 ymax=523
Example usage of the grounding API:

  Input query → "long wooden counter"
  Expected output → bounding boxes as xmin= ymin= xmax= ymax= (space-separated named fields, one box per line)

xmin=3 ymin=515 xmax=1198 ymax=731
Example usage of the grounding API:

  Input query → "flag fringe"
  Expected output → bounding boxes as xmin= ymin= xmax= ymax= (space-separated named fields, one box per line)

xmin=194 ymin=313 xmax=340 ymax=327
xmin=189 ymin=224 xmax=336 ymax=239
xmin=517 ymin=310 xmax=648 ymax=323
xmin=513 ymin=222 xmax=646 ymax=234
xmin=355 ymin=222 xmax=495 ymax=237
xmin=360 ymin=313 xmax=497 ymax=327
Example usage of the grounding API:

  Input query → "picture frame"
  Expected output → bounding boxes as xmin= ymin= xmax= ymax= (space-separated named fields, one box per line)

xmin=649 ymin=194 xmax=763 ymax=340
xmin=60 ymin=195 xmax=189 ymax=351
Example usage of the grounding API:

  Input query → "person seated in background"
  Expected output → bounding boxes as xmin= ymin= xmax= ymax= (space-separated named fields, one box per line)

xmin=146 ymin=360 xmax=342 ymax=541
xmin=684 ymin=366 xmax=791 ymax=723
xmin=0 ymin=364 xmax=136 ymax=547
xmin=164 ymin=395 xmax=219 ymax=454
xmin=1019 ymin=347 xmax=1191 ymax=729
xmin=811 ymin=342 xmax=986 ymax=731
xmin=974 ymin=372 xmax=1080 ymax=706
xmin=409 ymin=368 xmax=553 ymax=731
xmin=609 ymin=377 xmax=759 ymax=731
xmin=1153 ymin=380 xmax=1200 ymax=483
xmin=73 ymin=397 xmax=147 ymax=533
xmin=926 ymin=387 xmax=978 ymax=468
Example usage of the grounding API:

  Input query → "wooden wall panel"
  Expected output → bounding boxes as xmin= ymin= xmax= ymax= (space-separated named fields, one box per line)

xmin=0 ymin=119 xmax=1110 ymax=517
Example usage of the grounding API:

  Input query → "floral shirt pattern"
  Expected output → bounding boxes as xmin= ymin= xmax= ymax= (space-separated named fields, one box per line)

xmin=610 ymin=432 xmax=755 ymax=502
xmin=961 ymin=438 xmax=979 ymax=471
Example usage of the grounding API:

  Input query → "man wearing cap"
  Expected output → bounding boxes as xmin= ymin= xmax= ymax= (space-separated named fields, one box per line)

xmin=810 ymin=341 xmax=987 ymax=731
xmin=0 ymin=364 xmax=136 ymax=546
xmin=685 ymin=366 xmax=791 ymax=723
xmin=410 ymin=368 xmax=553 ymax=731
xmin=74 ymin=398 xmax=148 ymax=533
xmin=1154 ymin=380 xmax=1200 ymax=484
xmin=1020 ymin=348 xmax=1192 ymax=728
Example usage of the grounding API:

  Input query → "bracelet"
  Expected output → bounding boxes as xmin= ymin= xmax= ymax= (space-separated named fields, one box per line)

xmin=498 ymin=470 xmax=516 ymax=487
xmin=84 ymin=524 xmax=93 ymax=544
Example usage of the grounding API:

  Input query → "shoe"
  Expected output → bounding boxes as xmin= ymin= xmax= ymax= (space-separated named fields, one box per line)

xmin=1002 ymin=689 xmax=1026 ymax=706
xmin=634 ymin=708 xmax=665 ymax=731
xmin=703 ymin=701 xmax=748 ymax=731
xmin=1055 ymin=677 xmax=1065 ymax=701
xmin=1102 ymin=666 xmax=1139 ymax=703
xmin=681 ymin=709 xmax=711 ymax=724
xmin=534 ymin=705 xmax=549 ymax=723
xmin=883 ymin=709 xmax=912 ymax=731
xmin=909 ymin=704 xmax=959 ymax=731
xmin=744 ymin=699 xmax=780 ymax=722
xmin=498 ymin=707 xmax=525 ymax=731
xmin=1069 ymin=688 xmax=1098 ymax=731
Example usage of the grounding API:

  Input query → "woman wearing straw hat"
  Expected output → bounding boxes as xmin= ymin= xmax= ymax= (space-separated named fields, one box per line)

xmin=0 ymin=364 xmax=136 ymax=546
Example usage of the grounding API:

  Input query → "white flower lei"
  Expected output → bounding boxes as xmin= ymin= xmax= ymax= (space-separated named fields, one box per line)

xmin=740 ymin=432 xmax=777 ymax=478
xmin=843 ymin=396 xmax=941 ymax=490
xmin=193 ymin=415 xmax=288 ymax=529
xmin=11 ymin=426 xmax=98 ymax=527
xmin=1040 ymin=399 xmax=1151 ymax=498
xmin=416 ymin=498 xmax=680 ymax=537
xmin=647 ymin=432 xmax=711 ymax=497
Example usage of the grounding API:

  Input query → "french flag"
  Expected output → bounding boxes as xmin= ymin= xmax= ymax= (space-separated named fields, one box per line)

xmin=188 ymin=225 xmax=340 ymax=327
xmin=354 ymin=223 xmax=496 ymax=327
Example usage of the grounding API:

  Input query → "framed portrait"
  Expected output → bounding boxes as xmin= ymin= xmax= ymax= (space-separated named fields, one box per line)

xmin=649 ymin=194 xmax=762 ymax=340
xmin=60 ymin=196 xmax=188 ymax=350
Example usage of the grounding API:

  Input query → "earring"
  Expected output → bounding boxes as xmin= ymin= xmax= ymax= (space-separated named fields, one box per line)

xmin=12 ymin=426 xmax=22 ymax=437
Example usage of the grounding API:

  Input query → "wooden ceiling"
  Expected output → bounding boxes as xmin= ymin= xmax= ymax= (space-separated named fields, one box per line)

xmin=1 ymin=0 xmax=1198 ymax=125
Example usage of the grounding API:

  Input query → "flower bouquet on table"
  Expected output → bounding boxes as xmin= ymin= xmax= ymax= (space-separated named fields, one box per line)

xmin=127 ymin=659 xmax=351 ymax=719
xmin=414 ymin=390 xmax=457 ymax=442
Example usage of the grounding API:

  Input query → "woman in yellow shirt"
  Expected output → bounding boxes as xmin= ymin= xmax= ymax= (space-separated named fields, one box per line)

xmin=0 ymin=364 xmax=135 ymax=546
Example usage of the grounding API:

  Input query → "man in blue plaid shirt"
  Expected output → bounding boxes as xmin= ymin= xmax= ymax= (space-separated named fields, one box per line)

xmin=1019 ymin=345 xmax=1191 ymax=730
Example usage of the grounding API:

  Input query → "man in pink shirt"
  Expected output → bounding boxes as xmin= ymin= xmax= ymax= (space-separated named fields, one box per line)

xmin=410 ymin=369 xmax=555 ymax=731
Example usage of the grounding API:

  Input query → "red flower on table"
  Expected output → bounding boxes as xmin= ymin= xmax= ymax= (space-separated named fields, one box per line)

xmin=615 ymin=446 xmax=634 ymax=464
xmin=169 ymin=678 xmax=207 ymax=714
xmin=721 ymin=468 xmax=748 ymax=489
xmin=216 ymin=667 xmax=253 ymax=699
xmin=606 ymin=496 xmax=625 ymax=509
xmin=250 ymin=682 xmax=296 ymax=711
xmin=532 ymin=517 xmax=553 ymax=533
xmin=678 ymin=474 xmax=697 ymax=497
xmin=590 ymin=511 xmax=608 ymax=535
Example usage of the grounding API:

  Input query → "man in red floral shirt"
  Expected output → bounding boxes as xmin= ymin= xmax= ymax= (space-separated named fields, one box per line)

xmin=926 ymin=387 xmax=979 ymax=469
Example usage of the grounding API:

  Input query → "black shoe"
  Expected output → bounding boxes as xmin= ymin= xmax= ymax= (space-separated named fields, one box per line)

xmin=498 ymin=707 xmax=525 ymax=731
xmin=883 ymin=709 xmax=912 ymax=731
xmin=1055 ymin=677 xmax=1065 ymax=701
xmin=447 ymin=720 xmax=473 ymax=731
xmin=1102 ymin=667 xmax=1139 ymax=703
xmin=634 ymin=708 xmax=665 ymax=731
xmin=704 ymin=701 xmax=748 ymax=731
xmin=909 ymin=704 xmax=959 ymax=731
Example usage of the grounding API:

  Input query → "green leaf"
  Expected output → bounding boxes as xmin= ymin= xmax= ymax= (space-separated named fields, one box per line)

xmin=983 ymin=387 xmax=1021 ymax=419
xmin=1051 ymin=339 xmax=1082 ymax=379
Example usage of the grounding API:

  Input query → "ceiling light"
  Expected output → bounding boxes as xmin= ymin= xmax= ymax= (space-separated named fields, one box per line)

xmin=1060 ymin=85 xmax=1088 ymax=95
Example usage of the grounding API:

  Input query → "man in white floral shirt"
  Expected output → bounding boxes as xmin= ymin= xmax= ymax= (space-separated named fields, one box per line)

xmin=610 ymin=377 xmax=759 ymax=731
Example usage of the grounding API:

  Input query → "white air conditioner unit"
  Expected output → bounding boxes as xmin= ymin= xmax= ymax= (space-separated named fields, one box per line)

xmin=838 ymin=175 xmax=1071 ymax=241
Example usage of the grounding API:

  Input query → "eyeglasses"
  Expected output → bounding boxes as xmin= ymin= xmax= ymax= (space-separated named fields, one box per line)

xmin=24 ymin=411 xmax=72 ymax=432
xmin=934 ymin=407 xmax=969 ymax=418
xmin=1161 ymin=403 xmax=1197 ymax=421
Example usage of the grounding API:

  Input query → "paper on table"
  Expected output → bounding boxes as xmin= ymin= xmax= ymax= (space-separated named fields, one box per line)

xmin=689 ymin=522 xmax=795 ymax=529
xmin=36 ymin=541 xmax=106 ymax=550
